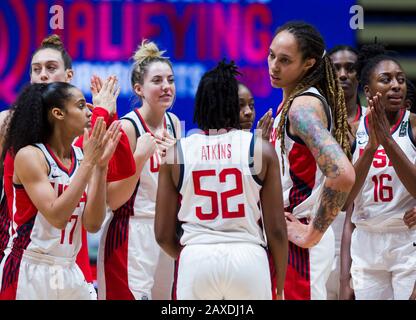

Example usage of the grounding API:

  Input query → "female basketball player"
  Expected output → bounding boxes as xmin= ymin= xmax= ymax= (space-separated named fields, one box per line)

xmin=238 ymin=81 xmax=274 ymax=140
xmin=268 ymin=21 xmax=355 ymax=299
xmin=155 ymin=60 xmax=288 ymax=300
xmin=0 ymin=82 xmax=121 ymax=299
xmin=342 ymin=43 xmax=416 ymax=300
xmin=327 ymin=44 xmax=363 ymax=300
xmin=97 ymin=40 xmax=181 ymax=300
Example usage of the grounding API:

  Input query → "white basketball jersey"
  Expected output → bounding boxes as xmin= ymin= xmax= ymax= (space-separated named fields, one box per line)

xmin=121 ymin=109 xmax=176 ymax=218
xmin=270 ymin=87 xmax=333 ymax=219
xmin=177 ymin=130 xmax=265 ymax=246
xmin=11 ymin=144 xmax=86 ymax=259
xmin=352 ymin=109 xmax=416 ymax=230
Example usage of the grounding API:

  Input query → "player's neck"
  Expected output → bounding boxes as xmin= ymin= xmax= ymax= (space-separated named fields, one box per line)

xmin=346 ymin=94 xmax=359 ymax=123
xmin=138 ymin=104 xmax=165 ymax=131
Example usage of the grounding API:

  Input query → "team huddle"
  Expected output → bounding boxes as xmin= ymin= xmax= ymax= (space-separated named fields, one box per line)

xmin=0 ymin=20 xmax=415 ymax=300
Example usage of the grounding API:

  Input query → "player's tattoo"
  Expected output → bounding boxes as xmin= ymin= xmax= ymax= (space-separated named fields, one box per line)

xmin=289 ymin=105 xmax=345 ymax=178
xmin=316 ymin=144 xmax=345 ymax=178
xmin=313 ymin=186 xmax=348 ymax=232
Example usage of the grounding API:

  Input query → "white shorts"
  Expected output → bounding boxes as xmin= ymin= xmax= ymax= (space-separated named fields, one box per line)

xmin=97 ymin=214 xmax=174 ymax=300
xmin=351 ymin=227 xmax=416 ymax=300
xmin=1 ymin=250 xmax=92 ymax=300
xmin=326 ymin=254 xmax=341 ymax=300
xmin=174 ymin=243 xmax=272 ymax=300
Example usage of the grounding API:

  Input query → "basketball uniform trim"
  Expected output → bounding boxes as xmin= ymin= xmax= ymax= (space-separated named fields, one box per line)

xmin=285 ymin=92 xmax=332 ymax=145
xmin=44 ymin=144 xmax=76 ymax=176
xmin=166 ymin=112 xmax=177 ymax=138
xmin=353 ymin=104 xmax=363 ymax=123
xmin=407 ymin=117 xmax=416 ymax=148
xmin=122 ymin=117 xmax=141 ymax=139
xmin=32 ymin=144 xmax=51 ymax=175
xmin=349 ymin=105 xmax=365 ymax=155
xmin=134 ymin=109 xmax=167 ymax=136
xmin=249 ymin=135 xmax=263 ymax=186
xmin=351 ymin=139 xmax=357 ymax=155
xmin=176 ymin=139 xmax=185 ymax=192
xmin=364 ymin=108 xmax=405 ymax=136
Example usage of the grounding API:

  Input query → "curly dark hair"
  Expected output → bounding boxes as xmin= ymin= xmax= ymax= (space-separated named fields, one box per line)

xmin=194 ymin=60 xmax=241 ymax=130
xmin=355 ymin=43 xmax=400 ymax=87
xmin=2 ymin=82 xmax=75 ymax=163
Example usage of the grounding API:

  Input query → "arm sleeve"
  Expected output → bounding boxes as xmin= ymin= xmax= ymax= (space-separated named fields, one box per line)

xmin=106 ymin=128 xmax=136 ymax=182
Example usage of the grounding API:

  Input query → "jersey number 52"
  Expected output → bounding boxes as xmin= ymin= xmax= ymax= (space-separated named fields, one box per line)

xmin=192 ymin=168 xmax=245 ymax=220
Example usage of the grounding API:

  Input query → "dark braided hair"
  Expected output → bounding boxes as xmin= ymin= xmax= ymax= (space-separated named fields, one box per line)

xmin=194 ymin=60 xmax=241 ymax=130
xmin=274 ymin=22 xmax=351 ymax=169
xmin=1 ymin=82 xmax=75 ymax=165
xmin=31 ymin=34 xmax=72 ymax=71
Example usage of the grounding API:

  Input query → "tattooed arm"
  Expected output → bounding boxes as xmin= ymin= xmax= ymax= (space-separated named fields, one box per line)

xmin=285 ymin=96 xmax=355 ymax=248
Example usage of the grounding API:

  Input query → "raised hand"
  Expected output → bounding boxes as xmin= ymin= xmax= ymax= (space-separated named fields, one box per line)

xmin=97 ymin=121 xmax=122 ymax=168
xmin=90 ymin=75 xmax=103 ymax=97
xmin=155 ymin=130 xmax=176 ymax=158
xmin=92 ymin=75 xmax=120 ymax=116
xmin=366 ymin=96 xmax=381 ymax=152
xmin=285 ymin=212 xmax=318 ymax=248
xmin=135 ymin=133 xmax=158 ymax=162
xmin=82 ymin=117 xmax=107 ymax=165
xmin=256 ymin=108 xmax=274 ymax=141
xmin=369 ymin=92 xmax=393 ymax=147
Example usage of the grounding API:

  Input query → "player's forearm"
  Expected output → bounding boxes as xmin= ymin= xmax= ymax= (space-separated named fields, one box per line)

xmin=311 ymin=183 xmax=350 ymax=237
xmin=340 ymin=205 xmax=354 ymax=282
xmin=45 ymin=162 xmax=95 ymax=229
xmin=155 ymin=223 xmax=182 ymax=259
xmin=107 ymin=171 xmax=140 ymax=211
xmin=267 ymin=232 xmax=288 ymax=296
xmin=83 ymin=166 xmax=108 ymax=233
xmin=343 ymin=146 xmax=375 ymax=210
xmin=383 ymin=138 xmax=416 ymax=197
xmin=106 ymin=152 xmax=146 ymax=210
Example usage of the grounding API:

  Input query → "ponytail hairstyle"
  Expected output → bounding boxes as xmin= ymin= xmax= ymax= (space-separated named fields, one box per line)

xmin=31 ymin=34 xmax=72 ymax=70
xmin=274 ymin=21 xmax=351 ymax=166
xmin=194 ymin=60 xmax=241 ymax=130
xmin=1 ymin=82 xmax=75 ymax=164
xmin=130 ymin=39 xmax=173 ymax=93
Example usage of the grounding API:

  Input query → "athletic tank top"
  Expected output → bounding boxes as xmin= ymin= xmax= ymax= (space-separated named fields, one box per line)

xmin=352 ymin=109 xmax=416 ymax=231
xmin=270 ymin=87 xmax=333 ymax=219
xmin=10 ymin=143 xmax=86 ymax=259
xmin=120 ymin=109 xmax=176 ymax=218
xmin=177 ymin=130 xmax=265 ymax=246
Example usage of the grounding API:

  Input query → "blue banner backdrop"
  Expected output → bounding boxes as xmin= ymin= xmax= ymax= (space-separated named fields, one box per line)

xmin=0 ymin=0 xmax=355 ymax=133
